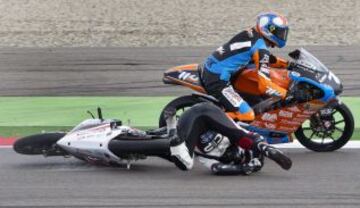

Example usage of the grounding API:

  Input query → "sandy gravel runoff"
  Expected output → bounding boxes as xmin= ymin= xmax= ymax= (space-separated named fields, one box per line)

xmin=0 ymin=0 xmax=358 ymax=47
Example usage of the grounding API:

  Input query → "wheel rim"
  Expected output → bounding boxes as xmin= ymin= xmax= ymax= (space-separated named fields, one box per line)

xmin=300 ymin=107 xmax=346 ymax=145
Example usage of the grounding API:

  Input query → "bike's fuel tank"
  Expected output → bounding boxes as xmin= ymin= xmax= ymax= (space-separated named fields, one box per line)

xmin=232 ymin=68 xmax=291 ymax=95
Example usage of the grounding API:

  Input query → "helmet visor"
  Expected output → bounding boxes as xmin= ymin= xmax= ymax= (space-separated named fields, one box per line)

xmin=272 ymin=27 xmax=289 ymax=41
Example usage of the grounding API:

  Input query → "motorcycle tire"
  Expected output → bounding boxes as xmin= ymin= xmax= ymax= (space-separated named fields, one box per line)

xmin=158 ymin=95 xmax=204 ymax=127
xmin=13 ymin=132 xmax=67 ymax=155
xmin=294 ymin=103 xmax=354 ymax=152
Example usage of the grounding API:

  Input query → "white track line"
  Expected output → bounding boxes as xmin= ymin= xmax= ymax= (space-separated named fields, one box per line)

xmin=273 ymin=140 xmax=360 ymax=149
xmin=1 ymin=141 xmax=360 ymax=149
xmin=0 ymin=146 xmax=13 ymax=149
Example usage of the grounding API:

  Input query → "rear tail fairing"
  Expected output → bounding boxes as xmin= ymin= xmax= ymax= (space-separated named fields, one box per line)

xmin=163 ymin=64 xmax=206 ymax=93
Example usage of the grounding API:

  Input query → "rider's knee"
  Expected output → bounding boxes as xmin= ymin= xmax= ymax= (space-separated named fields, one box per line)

xmin=227 ymin=102 xmax=255 ymax=121
xmin=238 ymin=102 xmax=255 ymax=121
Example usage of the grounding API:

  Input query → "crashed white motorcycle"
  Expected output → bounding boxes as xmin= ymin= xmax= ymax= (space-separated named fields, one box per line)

xmin=14 ymin=108 xmax=259 ymax=174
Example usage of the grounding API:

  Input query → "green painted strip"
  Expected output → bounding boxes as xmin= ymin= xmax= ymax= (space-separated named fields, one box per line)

xmin=0 ymin=97 xmax=174 ymax=126
xmin=0 ymin=96 xmax=359 ymax=139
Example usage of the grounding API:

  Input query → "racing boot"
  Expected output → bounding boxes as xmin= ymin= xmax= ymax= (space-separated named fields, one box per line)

xmin=169 ymin=135 xmax=194 ymax=171
xmin=164 ymin=107 xmax=193 ymax=171
xmin=256 ymin=141 xmax=292 ymax=170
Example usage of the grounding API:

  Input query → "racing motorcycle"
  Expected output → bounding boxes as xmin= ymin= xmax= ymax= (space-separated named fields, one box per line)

xmin=13 ymin=108 xmax=256 ymax=174
xmin=13 ymin=108 xmax=170 ymax=169
xmin=160 ymin=48 xmax=354 ymax=152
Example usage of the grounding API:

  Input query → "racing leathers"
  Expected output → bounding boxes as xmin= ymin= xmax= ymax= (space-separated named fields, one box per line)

xmin=166 ymin=102 xmax=292 ymax=174
xmin=200 ymin=27 xmax=289 ymax=121
xmin=196 ymin=130 xmax=263 ymax=175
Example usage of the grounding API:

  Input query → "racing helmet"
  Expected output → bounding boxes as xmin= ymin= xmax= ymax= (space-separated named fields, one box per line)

xmin=256 ymin=12 xmax=289 ymax=48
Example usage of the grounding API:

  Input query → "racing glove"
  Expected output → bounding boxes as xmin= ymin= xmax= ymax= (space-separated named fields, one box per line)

xmin=269 ymin=54 xmax=289 ymax=69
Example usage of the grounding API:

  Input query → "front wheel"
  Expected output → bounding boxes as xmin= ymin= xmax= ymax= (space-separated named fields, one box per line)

xmin=294 ymin=102 xmax=354 ymax=152
xmin=13 ymin=132 xmax=67 ymax=156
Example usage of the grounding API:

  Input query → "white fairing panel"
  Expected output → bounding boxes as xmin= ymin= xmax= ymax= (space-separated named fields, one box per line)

xmin=57 ymin=120 xmax=131 ymax=164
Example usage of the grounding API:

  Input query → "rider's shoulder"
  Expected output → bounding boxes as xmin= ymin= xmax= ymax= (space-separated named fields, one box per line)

xmin=230 ymin=28 xmax=263 ymax=45
xmin=249 ymin=36 xmax=270 ymax=56
xmin=230 ymin=28 xmax=255 ymax=42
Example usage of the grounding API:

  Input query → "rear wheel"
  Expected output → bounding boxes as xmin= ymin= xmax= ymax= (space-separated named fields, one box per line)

xmin=294 ymin=103 xmax=354 ymax=152
xmin=158 ymin=95 xmax=205 ymax=127
xmin=13 ymin=132 xmax=67 ymax=156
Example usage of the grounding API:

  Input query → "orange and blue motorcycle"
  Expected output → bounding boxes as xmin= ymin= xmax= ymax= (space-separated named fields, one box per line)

xmin=160 ymin=48 xmax=354 ymax=152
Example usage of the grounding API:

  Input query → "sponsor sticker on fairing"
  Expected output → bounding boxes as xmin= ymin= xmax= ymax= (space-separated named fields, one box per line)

xmin=287 ymin=106 xmax=301 ymax=113
xmin=304 ymin=102 xmax=325 ymax=110
xmin=264 ymin=122 xmax=276 ymax=129
xmin=261 ymin=113 xmax=277 ymax=122
xmin=293 ymin=117 xmax=306 ymax=123
xmin=178 ymin=71 xmax=199 ymax=82
xmin=280 ymin=120 xmax=301 ymax=126
xmin=279 ymin=110 xmax=293 ymax=118
xmin=265 ymin=87 xmax=281 ymax=97
xmin=296 ymin=113 xmax=310 ymax=119
xmin=303 ymin=110 xmax=315 ymax=115
xmin=278 ymin=126 xmax=297 ymax=132
xmin=250 ymin=121 xmax=263 ymax=127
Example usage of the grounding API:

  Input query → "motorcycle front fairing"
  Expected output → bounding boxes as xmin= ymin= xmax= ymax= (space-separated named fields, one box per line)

xmin=56 ymin=119 xmax=131 ymax=165
xmin=247 ymin=49 xmax=342 ymax=140
xmin=289 ymin=48 xmax=343 ymax=98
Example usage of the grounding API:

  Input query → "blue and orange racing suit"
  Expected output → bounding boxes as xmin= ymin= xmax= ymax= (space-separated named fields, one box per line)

xmin=200 ymin=27 xmax=289 ymax=121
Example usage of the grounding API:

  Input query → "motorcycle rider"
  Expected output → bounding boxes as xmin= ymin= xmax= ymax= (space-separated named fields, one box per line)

xmin=166 ymin=102 xmax=292 ymax=173
xmin=199 ymin=12 xmax=290 ymax=121
xmin=166 ymin=12 xmax=292 ymax=173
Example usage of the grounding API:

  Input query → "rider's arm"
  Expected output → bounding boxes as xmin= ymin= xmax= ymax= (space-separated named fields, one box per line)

xmin=253 ymin=49 xmax=288 ymax=99
xmin=269 ymin=54 xmax=289 ymax=68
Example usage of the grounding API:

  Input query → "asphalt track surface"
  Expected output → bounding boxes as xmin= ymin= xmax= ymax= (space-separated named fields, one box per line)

xmin=0 ymin=46 xmax=360 ymax=207
xmin=0 ymin=46 xmax=359 ymax=96
xmin=1 ymin=148 xmax=360 ymax=208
